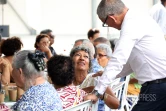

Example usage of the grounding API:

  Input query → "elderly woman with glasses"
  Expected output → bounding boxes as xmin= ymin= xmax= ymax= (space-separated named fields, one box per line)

xmin=96 ymin=44 xmax=112 ymax=68
xmin=11 ymin=50 xmax=62 ymax=111
xmin=70 ymin=45 xmax=119 ymax=109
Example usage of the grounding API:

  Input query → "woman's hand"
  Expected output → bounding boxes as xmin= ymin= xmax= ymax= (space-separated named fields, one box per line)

xmin=40 ymin=44 xmax=50 ymax=53
xmin=40 ymin=44 xmax=53 ymax=59
xmin=84 ymin=94 xmax=98 ymax=104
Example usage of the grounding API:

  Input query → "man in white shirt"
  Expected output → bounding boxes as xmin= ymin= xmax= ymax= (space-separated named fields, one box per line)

xmin=90 ymin=0 xmax=166 ymax=110
xmin=150 ymin=0 xmax=166 ymax=37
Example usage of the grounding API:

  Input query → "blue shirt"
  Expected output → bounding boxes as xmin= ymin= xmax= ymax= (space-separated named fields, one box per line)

xmin=90 ymin=59 xmax=105 ymax=111
xmin=90 ymin=59 xmax=103 ymax=73
xmin=11 ymin=81 xmax=62 ymax=111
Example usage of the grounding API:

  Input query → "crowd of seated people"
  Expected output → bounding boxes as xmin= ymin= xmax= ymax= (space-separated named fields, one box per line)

xmin=0 ymin=28 xmax=129 ymax=111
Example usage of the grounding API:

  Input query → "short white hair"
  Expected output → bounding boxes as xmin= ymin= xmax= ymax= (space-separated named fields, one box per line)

xmin=96 ymin=43 xmax=112 ymax=58
xmin=97 ymin=0 xmax=126 ymax=19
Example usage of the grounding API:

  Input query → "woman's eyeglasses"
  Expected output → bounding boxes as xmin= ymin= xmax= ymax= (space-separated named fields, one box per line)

xmin=41 ymin=41 xmax=50 ymax=44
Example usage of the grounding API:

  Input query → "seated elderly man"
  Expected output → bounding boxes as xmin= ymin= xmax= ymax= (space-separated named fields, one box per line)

xmin=11 ymin=50 xmax=62 ymax=111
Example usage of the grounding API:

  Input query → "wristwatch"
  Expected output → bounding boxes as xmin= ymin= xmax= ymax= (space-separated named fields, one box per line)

xmin=93 ymin=90 xmax=101 ymax=98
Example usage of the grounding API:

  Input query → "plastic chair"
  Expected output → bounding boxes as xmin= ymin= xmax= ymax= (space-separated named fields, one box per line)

xmin=126 ymin=95 xmax=138 ymax=110
xmin=120 ymin=75 xmax=130 ymax=111
xmin=105 ymin=75 xmax=130 ymax=111
xmin=105 ymin=79 xmax=125 ymax=111
xmin=63 ymin=100 xmax=98 ymax=111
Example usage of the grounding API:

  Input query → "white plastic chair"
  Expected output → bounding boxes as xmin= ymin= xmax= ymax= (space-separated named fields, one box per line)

xmin=120 ymin=75 xmax=130 ymax=111
xmin=126 ymin=95 xmax=138 ymax=110
xmin=110 ymin=78 xmax=121 ymax=88
xmin=63 ymin=100 xmax=98 ymax=111
xmin=105 ymin=80 xmax=125 ymax=111
xmin=105 ymin=75 xmax=130 ymax=111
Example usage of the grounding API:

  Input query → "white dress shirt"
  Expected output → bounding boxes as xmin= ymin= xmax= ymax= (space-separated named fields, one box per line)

xmin=95 ymin=9 xmax=166 ymax=95
xmin=149 ymin=2 xmax=166 ymax=35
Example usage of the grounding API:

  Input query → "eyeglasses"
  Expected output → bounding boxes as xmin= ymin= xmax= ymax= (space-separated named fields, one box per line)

xmin=102 ymin=16 xmax=109 ymax=27
xmin=41 ymin=41 xmax=50 ymax=44
xmin=97 ymin=54 xmax=107 ymax=58
xmin=102 ymin=14 xmax=114 ymax=27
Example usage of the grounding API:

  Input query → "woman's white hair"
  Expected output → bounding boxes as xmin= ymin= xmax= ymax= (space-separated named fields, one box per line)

xmin=12 ymin=50 xmax=46 ymax=90
xmin=96 ymin=43 xmax=112 ymax=58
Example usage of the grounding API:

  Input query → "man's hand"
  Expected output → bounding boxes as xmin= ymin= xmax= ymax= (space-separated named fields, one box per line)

xmin=92 ymin=71 xmax=103 ymax=77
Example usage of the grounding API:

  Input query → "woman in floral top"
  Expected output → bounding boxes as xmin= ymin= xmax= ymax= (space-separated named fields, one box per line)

xmin=11 ymin=50 xmax=62 ymax=111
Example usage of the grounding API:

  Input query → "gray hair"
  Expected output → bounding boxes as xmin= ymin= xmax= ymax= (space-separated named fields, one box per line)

xmin=82 ymin=40 xmax=95 ymax=59
xmin=70 ymin=45 xmax=92 ymax=70
xmin=97 ymin=0 xmax=126 ymax=19
xmin=96 ymin=44 xmax=112 ymax=58
xmin=74 ymin=39 xmax=95 ymax=59
xmin=93 ymin=37 xmax=111 ymax=47
xmin=74 ymin=39 xmax=86 ymax=44
xmin=12 ymin=50 xmax=46 ymax=90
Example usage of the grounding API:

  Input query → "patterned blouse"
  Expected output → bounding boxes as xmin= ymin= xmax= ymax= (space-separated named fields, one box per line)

xmin=0 ymin=104 xmax=10 ymax=111
xmin=11 ymin=81 xmax=62 ymax=111
xmin=57 ymin=86 xmax=86 ymax=109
